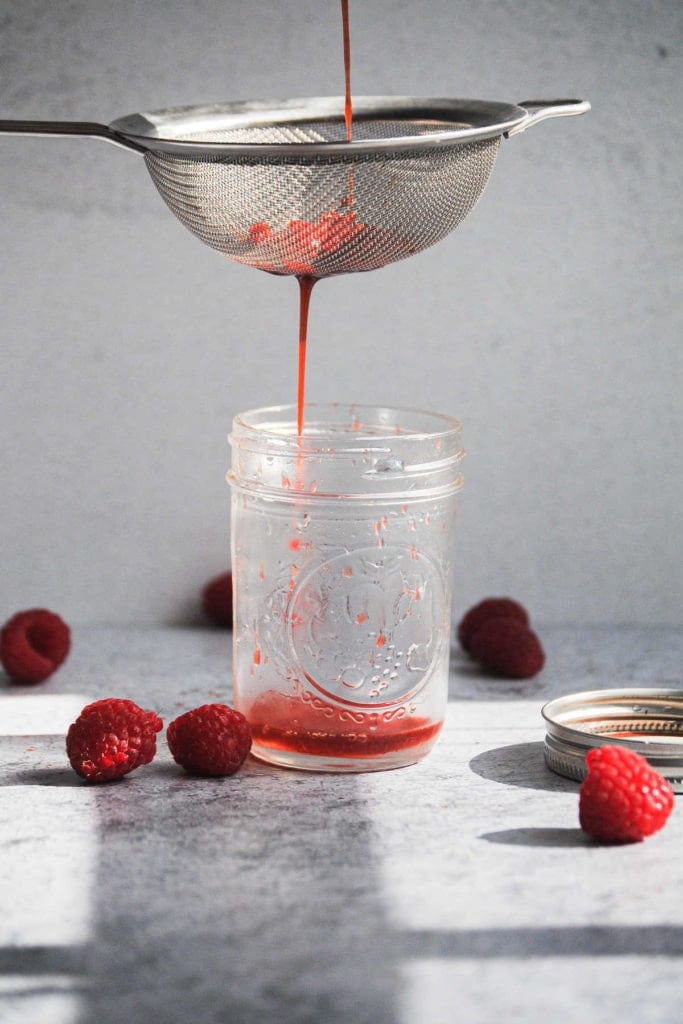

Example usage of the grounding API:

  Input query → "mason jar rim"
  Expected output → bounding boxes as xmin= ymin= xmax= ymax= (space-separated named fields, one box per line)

xmin=231 ymin=402 xmax=463 ymax=446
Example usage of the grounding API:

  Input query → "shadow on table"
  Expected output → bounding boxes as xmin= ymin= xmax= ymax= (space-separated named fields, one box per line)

xmin=69 ymin=761 xmax=401 ymax=1024
xmin=398 ymin=924 xmax=683 ymax=958
xmin=9 ymin=767 xmax=91 ymax=787
xmin=469 ymin=741 xmax=579 ymax=792
xmin=480 ymin=826 xmax=587 ymax=847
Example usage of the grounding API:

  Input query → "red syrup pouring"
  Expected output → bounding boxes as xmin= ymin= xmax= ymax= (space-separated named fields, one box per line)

xmin=294 ymin=0 xmax=354 ymax=439
xmin=296 ymin=273 xmax=316 ymax=438
xmin=241 ymin=2 xmax=442 ymax=766
xmin=239 ymin=7 xmax=415 ymax=280
xmin=295 ymin=0 xmax=353 ymax=438
xmin=342 ymin=0 xmax=353 ymax=143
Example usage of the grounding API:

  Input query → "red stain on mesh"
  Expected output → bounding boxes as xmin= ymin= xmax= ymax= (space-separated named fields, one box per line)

xmin=243 ymin=210 xmax=367 ymax=275
xmin=236 ymin=211 xmax=415 ymax=277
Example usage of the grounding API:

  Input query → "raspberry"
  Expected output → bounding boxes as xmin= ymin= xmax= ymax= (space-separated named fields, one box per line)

xmin=201 ymin=571 xmax=233 ymax=627
xmin=66 ymin=698 xmax=163 ymax=782
xmin=167 ymin=703 xmax=251 ymax=776
xmin=457 ymin=597 xmax=529 ymax=653
xmin=579 ymin=746 xmax=675 ymax=843
xmin=469 ymin=617 xmax=545 ymax=679
xmin=0 ymin=608 xmax=71 ymax=684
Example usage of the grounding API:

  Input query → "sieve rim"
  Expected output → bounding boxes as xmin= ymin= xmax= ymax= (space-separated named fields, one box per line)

xmin=109 ymin=96 xmax=527 ymax=157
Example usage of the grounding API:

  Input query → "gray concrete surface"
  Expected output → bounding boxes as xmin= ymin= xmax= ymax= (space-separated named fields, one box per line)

xmin=0 ymin=1 xmax=681 ymax=628
xmin=1 ymin=624 xmax=682 ymax=1023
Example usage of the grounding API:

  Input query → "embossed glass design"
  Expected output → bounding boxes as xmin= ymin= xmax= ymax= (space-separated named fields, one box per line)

xmin=228 ymin=404 xmax=464 ymax=772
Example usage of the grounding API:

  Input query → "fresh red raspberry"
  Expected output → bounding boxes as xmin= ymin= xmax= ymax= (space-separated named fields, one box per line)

xmin=0 ymin=608 xmax=71 ymax=684
xmin=66 ymin=698 xmax=163 ymax=782
xmin=457 ymin=597 xmax=529 ymax=652
xmin=469 ymin=617 xmax=545 ymax=679
xmin=579 ymin=745 xmax=675 ymax=843
xmin=167 ymin=704 xmax=252 ymax=777
xmin=201 ymin=571 xmax=233 ymax=627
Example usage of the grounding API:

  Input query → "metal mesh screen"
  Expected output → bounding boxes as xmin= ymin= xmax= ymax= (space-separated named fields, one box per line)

xmin=143 ymin=118 xmax=500 ymax=275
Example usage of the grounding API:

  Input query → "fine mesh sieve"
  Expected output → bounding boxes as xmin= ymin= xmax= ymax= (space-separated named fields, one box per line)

xmin=0 ymin=96 xmax=589 ymax=277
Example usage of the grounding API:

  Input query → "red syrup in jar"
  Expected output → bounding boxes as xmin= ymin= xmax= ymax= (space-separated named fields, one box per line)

xmin=248 ymin=690 xmax=443 ymax=761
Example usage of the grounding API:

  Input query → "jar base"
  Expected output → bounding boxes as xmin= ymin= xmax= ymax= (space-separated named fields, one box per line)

xmin=249 ymin=734 xmax=440 ymax=773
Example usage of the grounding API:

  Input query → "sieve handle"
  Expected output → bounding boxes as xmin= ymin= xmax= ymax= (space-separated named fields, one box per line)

xmin=0 ymin=119 xmax=145 ymax=153
xmin=506 ymin=99 xmax=591 ymax=137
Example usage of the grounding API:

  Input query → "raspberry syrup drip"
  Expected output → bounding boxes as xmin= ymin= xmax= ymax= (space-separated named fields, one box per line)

xmin=341 ymin=0 xmax=355 ymax=207
xmin=296 ymin=274 xmax=317 ymax=437
xmin=290 ymin=276 xmax=315 ymax=615
xmin=341 ymin=0 xmax=353 ymax=142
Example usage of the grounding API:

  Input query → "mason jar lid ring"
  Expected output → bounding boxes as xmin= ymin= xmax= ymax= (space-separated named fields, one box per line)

xmin=541 ymin=688 xmax=683 ymax=793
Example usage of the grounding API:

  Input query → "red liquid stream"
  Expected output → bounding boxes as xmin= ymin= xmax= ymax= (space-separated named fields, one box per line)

xmin=296 ymin=274 xmax=317 ymax=437
xmin=246 ymin=4 xmax=433 ymax=764
xmin=341 ymin=0 xmax=353 ymax=142
xmin=294 ymin=2 xmax=351 ymax=438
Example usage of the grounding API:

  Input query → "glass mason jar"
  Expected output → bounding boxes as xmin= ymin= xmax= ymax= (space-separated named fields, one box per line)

xmin=228 ymin=403 xmax=464 ymax=772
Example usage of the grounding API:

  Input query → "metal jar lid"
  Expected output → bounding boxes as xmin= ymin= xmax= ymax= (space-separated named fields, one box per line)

xmin=542 ymin=688 xmax=683 ymax=793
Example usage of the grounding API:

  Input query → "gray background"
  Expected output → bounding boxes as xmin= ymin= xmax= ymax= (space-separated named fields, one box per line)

xmin=0 ymin=0 xmax=680 ymax=627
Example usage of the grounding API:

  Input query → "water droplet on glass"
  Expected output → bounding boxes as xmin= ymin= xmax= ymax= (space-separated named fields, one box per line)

xmin=372 ymin=457 xmax=404 ymax=474
xmin=340 ymin=666 xmax=366 ymax=690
